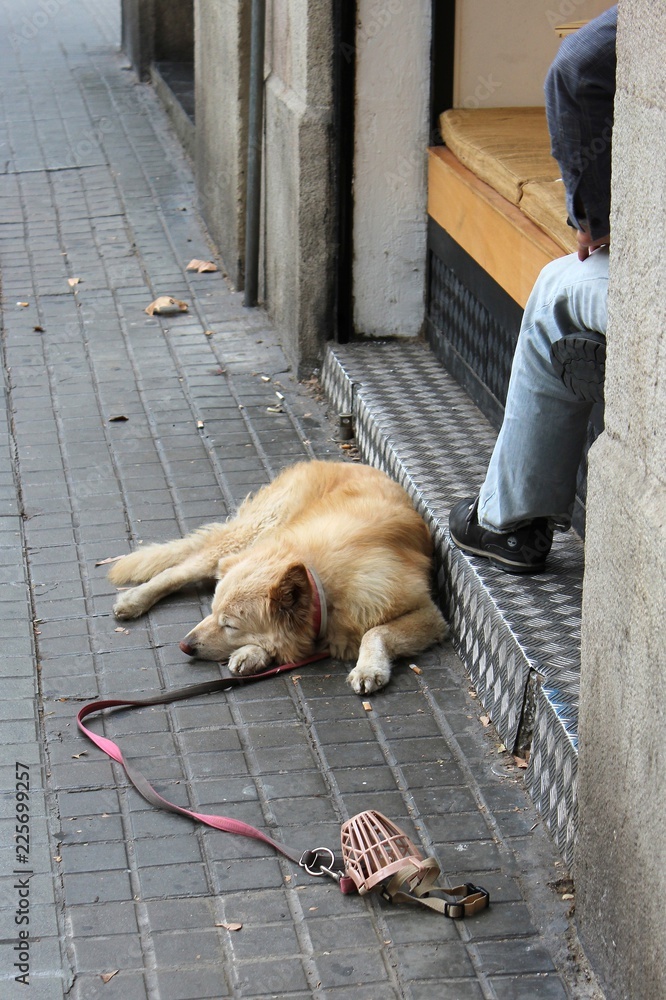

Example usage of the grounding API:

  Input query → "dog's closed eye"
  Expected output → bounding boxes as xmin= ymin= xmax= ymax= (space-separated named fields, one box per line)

xmin=219 ymin=619 xmax=239 ymax=631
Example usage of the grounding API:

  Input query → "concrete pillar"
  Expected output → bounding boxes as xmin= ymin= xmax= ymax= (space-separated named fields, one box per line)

xmin=263 ymin=0 xmax=336 ymax=373
xmin=194 ymin=0 xmax=251 ymax=290
xmin=121 ymin=0 xmax=154 ymax=78
xmin=576 ymin=3 xmax=666 ymax=998
xmin=352 ymin=0 xmax=431 ymax=338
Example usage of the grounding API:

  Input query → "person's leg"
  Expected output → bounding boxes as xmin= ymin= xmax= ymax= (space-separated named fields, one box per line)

xmin=479 ymin=248 xmax=609 ymax=530
xmin=449 ymin=248 xmax=608 ymax=573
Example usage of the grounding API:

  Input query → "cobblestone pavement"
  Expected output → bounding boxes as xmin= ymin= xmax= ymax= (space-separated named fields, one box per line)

xmin=0 ymin=2 xmax=604 ymax=998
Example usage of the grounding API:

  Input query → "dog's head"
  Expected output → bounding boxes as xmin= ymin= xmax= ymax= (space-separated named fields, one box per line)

xmin=179 ymin=559 xmax=318 ymax=666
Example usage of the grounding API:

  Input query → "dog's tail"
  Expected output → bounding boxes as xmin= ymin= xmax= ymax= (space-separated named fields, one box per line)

xmin=108 ymin=526 xmax=217 ymax=585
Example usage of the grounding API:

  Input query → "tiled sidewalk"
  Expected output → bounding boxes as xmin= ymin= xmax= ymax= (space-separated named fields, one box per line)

xmin=0 ymin=2 xmax=603 ymax=998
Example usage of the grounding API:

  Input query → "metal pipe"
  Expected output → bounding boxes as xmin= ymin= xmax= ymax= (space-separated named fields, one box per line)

xmin=244 ymin=0 xmax=266 ymax=307
xmin=332 ymin=0 xmax=357 ymax=342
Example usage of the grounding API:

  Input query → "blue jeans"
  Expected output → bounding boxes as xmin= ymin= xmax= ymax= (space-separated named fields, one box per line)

xmin=478 ymin=248 xmax=609 ymax=531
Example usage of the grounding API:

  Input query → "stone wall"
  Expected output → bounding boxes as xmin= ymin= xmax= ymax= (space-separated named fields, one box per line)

xmin=194 ymin=0 xmax=251 ymax=289
xmin=192 ymin=0 xmax=336 ymax=372
xmin=352 ymin=0 xmax=431 ymax=339
xmin=121 ymin=0 xmax=153 ymax=77
xmin=262 ymin=0 xmax=336 ymax=372
xmin=576 ymin=2 xmax=666 ymax=997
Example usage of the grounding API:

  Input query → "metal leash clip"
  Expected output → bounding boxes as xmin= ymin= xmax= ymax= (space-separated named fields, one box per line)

xmin=299 ymin=846 xmax=341 ymax=882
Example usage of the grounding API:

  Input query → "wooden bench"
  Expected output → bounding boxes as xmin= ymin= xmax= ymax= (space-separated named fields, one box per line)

xmin=429 ymin=107 xmax=576 ymax=308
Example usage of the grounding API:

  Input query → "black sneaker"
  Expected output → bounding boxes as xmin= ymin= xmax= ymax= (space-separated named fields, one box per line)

xmin=551 ymin=334 xmax=606 ymax=403
xmin=449 ymin=497 xmax=553 ymax=574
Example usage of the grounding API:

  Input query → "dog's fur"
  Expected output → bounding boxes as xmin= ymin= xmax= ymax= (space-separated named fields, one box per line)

xmin=109 ymin=461 xmax=447 ymax=694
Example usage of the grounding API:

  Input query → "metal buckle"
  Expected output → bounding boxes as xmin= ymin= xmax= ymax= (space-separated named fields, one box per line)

xmin=299 ymin=847 xmax=340 ymax=882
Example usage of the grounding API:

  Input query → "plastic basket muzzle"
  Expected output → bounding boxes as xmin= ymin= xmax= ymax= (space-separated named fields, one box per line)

xmin=340 ymin=809 xmax=434 ymax=895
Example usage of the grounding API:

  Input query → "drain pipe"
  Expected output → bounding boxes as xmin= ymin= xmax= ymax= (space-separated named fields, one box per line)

xmin=244 ymin=0 xmax=266 ymax=307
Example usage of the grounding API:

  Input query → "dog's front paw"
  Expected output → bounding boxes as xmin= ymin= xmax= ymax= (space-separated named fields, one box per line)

xmin=347 ymin=661 xmax=391 ymax=695
xmin=228 ymin=645 xmax=271 ymax=676
xmin=113 ymin=588 xmax=149 ymax=620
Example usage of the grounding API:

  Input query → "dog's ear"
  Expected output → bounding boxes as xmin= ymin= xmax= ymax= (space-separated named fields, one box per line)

xmin=269 ymin=563 xmax=310 ymax=618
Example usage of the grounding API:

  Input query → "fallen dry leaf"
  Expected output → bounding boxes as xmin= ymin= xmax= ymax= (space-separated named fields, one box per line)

xmin=145 ymin=296 xmax=189 ymax=316
xmin=71 ymin=752 xmax=88 ymax=759
xmin=480 ymin=714 xmax=491 ymax=727
xmin=512 ymin=755 xmax=529 ymax=769
xmin=95 ymin=555 xmax=123 ymax=566
xmin=68 ymin=277 xmax=82 ymax=287
xmin=186 ymin=258 xmax=218 ymax=273
xmin=101 ymin=971 xmax=119 ymax=983
xmin=216 ymin=921 xmax=243 ymax=931
xmin=34 ymin=325 xmax=44 ymax=332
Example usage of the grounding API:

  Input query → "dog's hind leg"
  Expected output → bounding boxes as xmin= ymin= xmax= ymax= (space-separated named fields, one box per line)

xmin=347 ymin=603 xmax=448 ymax=695
xmin=112 ymin=550 xmax=221 ymax=620
xmin=109 ymin=531 xmax=215 ymax=586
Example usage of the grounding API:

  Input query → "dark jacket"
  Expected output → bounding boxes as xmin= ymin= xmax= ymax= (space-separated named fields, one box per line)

xmin=545 ymin=6 xmax=618 ymax=241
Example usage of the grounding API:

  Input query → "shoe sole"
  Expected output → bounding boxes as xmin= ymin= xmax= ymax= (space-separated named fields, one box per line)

xmin=449 ymin=532 xmax=547 ymax=575
xmin=551 ymin=336 xmax=606 ymax=403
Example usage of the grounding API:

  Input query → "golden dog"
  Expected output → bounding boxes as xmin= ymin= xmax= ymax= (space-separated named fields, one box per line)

xmin=109 ymin=461 xmax=447 ymax=694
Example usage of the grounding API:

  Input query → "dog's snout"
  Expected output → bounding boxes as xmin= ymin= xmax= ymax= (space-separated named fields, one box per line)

xmin=179 ymin=639 xmax=197 ymax=657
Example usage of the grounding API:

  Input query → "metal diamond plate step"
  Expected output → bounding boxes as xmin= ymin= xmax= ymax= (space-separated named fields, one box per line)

xmin=322 ymin=340 xmax=582 ymax=866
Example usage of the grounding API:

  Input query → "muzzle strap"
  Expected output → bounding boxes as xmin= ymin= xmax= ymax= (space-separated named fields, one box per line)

xmin=381 ymin=859 xmax=490 ymax=917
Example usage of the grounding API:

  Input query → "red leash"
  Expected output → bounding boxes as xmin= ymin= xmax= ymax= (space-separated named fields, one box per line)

xmin=76 ymin=652 xmax=350 ymax=881
xmin=76 ymin=654 xmax=490 ymax=914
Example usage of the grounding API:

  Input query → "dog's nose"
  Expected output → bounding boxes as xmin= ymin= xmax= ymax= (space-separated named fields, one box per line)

xmin=179 ymin=640 xmax=197 ymax=657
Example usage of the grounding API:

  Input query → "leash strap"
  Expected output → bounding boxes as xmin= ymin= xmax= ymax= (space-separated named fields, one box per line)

xmin=77 ymin=655 xmax=489 ymax=915
xmin=76 ymin=653 xmax=340 ymax=871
